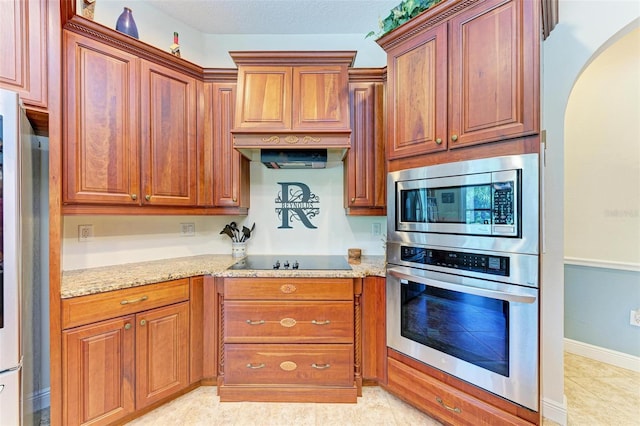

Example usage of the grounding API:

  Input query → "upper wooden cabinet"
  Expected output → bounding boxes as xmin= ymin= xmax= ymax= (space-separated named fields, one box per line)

xmin=63 ymin=30 xmax=198 ymax=208
xmin=63 ymin=30 xmax=140 ymax=206
xmin=230 ymin=51 xmax=355 ymax=150
xmin=0 ymin=0 xmax=48 ymax=108
xmin=140 ymin=60 xmax=198 ymax=206
xmin=344 ymin=70 xmax=386 ymax=216
xmin=200 ymin=81 xmax=250 ymax=211
xmin=379 ymin=0 xmax=539 ymax=161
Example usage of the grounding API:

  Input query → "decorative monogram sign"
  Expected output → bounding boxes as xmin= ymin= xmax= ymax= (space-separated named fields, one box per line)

xmin=275 ymin=182 xmax=319 ymax=229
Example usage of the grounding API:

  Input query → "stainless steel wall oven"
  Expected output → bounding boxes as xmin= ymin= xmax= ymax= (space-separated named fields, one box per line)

xmin=386 ymin=154 xmax=540 ymax=411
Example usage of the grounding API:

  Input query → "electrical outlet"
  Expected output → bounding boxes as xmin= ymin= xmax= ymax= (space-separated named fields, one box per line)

xmin=372 ymin=222 xmax=382 ymax=236
xmin=78 ymin=224 xmax=93 ymax=242
xmin=180 ymin=222 xmax=195 ymax=237
xmin=630 ymin=310 xmax=640 ymax=327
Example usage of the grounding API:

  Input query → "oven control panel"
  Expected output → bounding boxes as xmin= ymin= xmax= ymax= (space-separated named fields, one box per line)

xmin=400 ymin=246 xmax=509 ymax=276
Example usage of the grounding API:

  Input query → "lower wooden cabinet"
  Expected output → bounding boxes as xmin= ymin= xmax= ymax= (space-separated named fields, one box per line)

xmin=61 ymin=279 xmax=192 ymax=426
xmin=217 ymin=277 xmax=361 ymax=402
xmin=385 ymin=353 xmax=539 ymax=425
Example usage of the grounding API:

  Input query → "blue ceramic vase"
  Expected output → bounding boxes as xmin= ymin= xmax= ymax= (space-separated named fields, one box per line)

xmin=115 ymin=7 xmax=139 ymax=39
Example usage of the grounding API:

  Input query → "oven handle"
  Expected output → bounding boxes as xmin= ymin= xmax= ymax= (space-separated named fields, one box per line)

xmin=388 ymin=267 xmax=537 ymax=304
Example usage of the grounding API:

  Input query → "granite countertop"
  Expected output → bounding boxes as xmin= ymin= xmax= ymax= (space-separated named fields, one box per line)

xmin=61 ymin=254 xmax=387 ymax=299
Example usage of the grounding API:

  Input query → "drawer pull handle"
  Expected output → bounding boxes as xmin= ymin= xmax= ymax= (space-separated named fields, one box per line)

xmin=246 ymin=319 xmax=265 ymax=325
xmin=280 ymin=284 xmax=297 ymax=294
xmin=246 ymin=363 xmax=265 ymax=369
xmin=280 ymin=318 xmax=297 ymax=328
xmin=120 ymin=295 xmax=148 ymax=305
xmin=311 ymin=320 xmax=331 ymax=325
xmin=436 ymin=397 xmax=461 ymax=414
xmin=311 ymin=363 xmax=331 ymax=370
xmin=280 ymin=361 xmax=297 ymax=371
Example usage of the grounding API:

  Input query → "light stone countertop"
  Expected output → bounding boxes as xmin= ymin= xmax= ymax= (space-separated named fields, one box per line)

xmin=61 ymin=254 xmax=387 ymax=299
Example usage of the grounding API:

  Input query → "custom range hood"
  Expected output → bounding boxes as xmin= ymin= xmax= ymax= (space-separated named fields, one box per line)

xmin=230 ymin=51 xmax=355 ymax=169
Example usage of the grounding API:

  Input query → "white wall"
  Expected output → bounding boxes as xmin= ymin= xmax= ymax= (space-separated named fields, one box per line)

xmin=564 ymin=28 xmax=640 ymax=269
xmin=541 ymin=1 xmax=640 ymax=424
xmin=80 ymin=0 xmax=388 ymax=68
xmin=62 ymin=163 xmax=385 ymax=270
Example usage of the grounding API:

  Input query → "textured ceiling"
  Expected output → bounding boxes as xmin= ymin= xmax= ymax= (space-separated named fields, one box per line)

xmin=145 ymin=0 xmax=399 ymax=35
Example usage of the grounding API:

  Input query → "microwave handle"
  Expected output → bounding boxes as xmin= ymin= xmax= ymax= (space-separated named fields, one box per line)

xmin=392 ymin=268 xmax=536 ymax=304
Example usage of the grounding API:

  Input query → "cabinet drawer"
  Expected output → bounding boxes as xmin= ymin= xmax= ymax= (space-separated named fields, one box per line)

xmin=223 ymin=277 xmax=353 ymax=300
xmin=224 ymin=344 xmax=354 ymax=386
xmin=62 ymin=279 xmax=190 ymax=329
xmin=224 ymin=301 xmax=353 ymax=343
xmin=386 ymin=357 xmax=531 ymax=426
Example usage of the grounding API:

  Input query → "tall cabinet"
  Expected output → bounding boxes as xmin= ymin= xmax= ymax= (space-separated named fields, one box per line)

xmin=378 ymin=0 xmax=541 ymax=424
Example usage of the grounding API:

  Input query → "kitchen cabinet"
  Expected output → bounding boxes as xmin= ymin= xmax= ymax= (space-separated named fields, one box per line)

xmin=386 ymin=351 xmax=539 ymax=425
xmin=345 ymin=71 xmax=386 ymax=215
xmin=140 ymin=60 xmax=198 ymax=206
xmin=200 ymin=81 xmax=250 ymax=210
xmin=0 ymin=0 xmax=48 ymax=108
xmin=63 ymin=30 xmax=199 ymax=209
xmin=217 ymin=277 xmax=361 ymax=402
xmin=230 ymin=51 xmax=355 ymax=150
xmin=379 ymin=0 xmax=539 ymax=162
xmin=63 ymin=30 xmax=140 ymax=206
xmin=361 ymin=276 xmax=386 ymax=384
xmin=61 ymin=279 xmax=191 ymax=426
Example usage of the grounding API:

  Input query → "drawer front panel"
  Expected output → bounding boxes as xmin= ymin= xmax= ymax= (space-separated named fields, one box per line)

xmin=386 ymin=357 xmax=530 ymax=426
xmin=224 ymin=301 xmax=353 ymax=343
xmin=223 ymin=278 xmax=353 ymax=300
xmin=62 ymin=279 xmax=190 ymax=329
xmin=224 ymin=344 xmax=354 ymax=386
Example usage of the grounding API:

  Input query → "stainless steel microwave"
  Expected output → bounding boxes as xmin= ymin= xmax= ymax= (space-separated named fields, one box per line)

xmin=387 ymin=153 xmax=539 ymax=255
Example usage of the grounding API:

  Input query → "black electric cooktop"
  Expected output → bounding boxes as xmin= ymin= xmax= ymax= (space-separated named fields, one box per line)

xmin=229 ymin=255 xmax=352 ymax=271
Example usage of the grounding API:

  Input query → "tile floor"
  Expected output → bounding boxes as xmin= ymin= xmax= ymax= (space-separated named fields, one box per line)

xmin=123 ymin=352 xmax=640 ymax=426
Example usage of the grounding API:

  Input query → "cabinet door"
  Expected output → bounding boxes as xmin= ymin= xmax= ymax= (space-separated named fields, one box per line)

xmin=63 ymin=31 xmax=140 ymax=205
xmin=387 ymin=23 xmax=448 ymax=159
xmin=449 ymin=0 xmax=539 ymax=148
xmin=62 ymin=316 xmax=135 ymax=426
xmin=211 ymin=82 xmax=249 ymax=207
xmin=234 ymin=66 xmax=292 ymax=130
xmin=135 ymin=302 xmax=189 ymax=409
xmin=0 ymin=0 xmax=48 ymax=107
xmin=140 ymin=61 xmax=197 ymax=206
xmin=345 ymin=81 xmax=385 ymax=215
xmin=292 ymin=66 xmax=350 ymax=131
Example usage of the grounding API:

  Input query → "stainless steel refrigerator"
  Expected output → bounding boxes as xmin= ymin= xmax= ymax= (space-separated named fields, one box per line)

xmin=0 ymin=89 xmax=48 ymax=425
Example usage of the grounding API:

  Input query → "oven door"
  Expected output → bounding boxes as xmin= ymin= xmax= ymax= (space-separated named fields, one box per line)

xmin=386 ymin=265 xmax=539 ymax=411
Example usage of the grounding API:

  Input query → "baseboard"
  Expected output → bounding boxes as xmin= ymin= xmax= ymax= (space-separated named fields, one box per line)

xmin=542 ymin=394 xmax=567 ymax=426
xmin=26 ymin=387 xmax=50 ymax=412
xmin=565 ymin=338 xmax=640 ymax=372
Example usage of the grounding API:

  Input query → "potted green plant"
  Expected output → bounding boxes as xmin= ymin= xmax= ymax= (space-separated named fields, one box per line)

xmin=367 ymin=0 xmax=442 ymax=39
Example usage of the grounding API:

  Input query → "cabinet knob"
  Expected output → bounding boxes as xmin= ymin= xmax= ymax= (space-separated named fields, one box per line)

xmin=435 ymin=138 xmax=442 ymax=145
xmin=140 ymin=319 xmax=147 ymax=326
xmin=351 ymin=197 xmax=356 ymax=203
xmin=131 ymin=194 xmax=137 ymax=200
xmin=232 ymin=197 xmax=237 ymax=202
xmin=451 ymin=134 xmax=459 ymax=142
xmin=124 ymin=323 xmax=132 ymax=330
xmin=145 ymin=195 xmax=151 ymax=201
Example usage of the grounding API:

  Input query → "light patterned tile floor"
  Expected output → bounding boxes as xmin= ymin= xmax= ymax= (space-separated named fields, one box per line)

xmin=120 ymin=352 xmax=638 ymax=425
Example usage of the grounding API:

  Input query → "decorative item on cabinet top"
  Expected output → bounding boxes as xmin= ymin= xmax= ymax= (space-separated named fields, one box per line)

xmin=115 ymin=7 xmax=139 ymax=39
xmin=366 ymin=0 xmax=443 ymax=39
